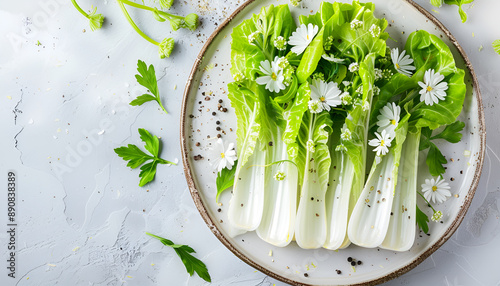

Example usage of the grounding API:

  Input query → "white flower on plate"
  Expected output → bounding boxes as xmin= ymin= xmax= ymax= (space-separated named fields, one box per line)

xmin=308 ymin=100 xmax=324 ymax=113
xmin=376 ymin=102 xmax=401 ymax=134
xmin=418 ymin=69 xmax=448 ymax=106
xmin=421 ymin=177 xmax=451 ymax=204
xmin=368 ymin=129 xmax=394 ymax=156
xmin=322 ymin=53 xmax=345 ymax=63
xmin=431 ymin=210 xmax=443 ymax=222
xmin=212 ymin=138 xmax=237 ymax=173
xmin=391 ymin=48 xmax=416 ymax=77
xmin=369 ymin=24 xmax=381 ymax=38
xmin=348 ymin=62 xmax=359 ymax=72
xmin=310 ymin=78 xmax=342 ymax=112
xmin=350 ymin=19 xmax=363 ymax=29
xmin=335 ymin=143 xmax=347 ymax=152
xmin=233 ymin=72 xmax=245 ymax=82
xmin=288 ymin=23 xmax=319 ymax=55
xmin=362 ymin=100 xmax=370 ymax=111
xmin=256 ymin=56 xmax=286 ymax=93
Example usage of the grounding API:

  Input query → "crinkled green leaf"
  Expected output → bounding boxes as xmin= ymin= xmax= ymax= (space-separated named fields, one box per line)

xmin=283 ymin=82 xmax=310 ymax=147
xmin=444 ymin=0 xmax=474 ymax=23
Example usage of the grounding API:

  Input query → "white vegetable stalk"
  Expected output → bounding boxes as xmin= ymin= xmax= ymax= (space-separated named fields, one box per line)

xmin=256 ymin=130 xmax=298 ymax=247
xmin=380 ymin=131 xmax=420 ymax=251
xmin=228 ymin=141 xmax=266 ymax=231
xmin=295 ymin=116 xmax=328 ymax=249
xmin=347 ymin=151 xmax=396 ymax=248
xmin=324 ymin=151 xmax=354 ymax=250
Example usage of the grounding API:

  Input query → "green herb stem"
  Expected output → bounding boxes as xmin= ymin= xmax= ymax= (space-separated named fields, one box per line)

xmin=117 ymin=1 xmax=159 ymax=46
xmin=118 ymin=0 xmax=184 ymax=20
xmin=71 ymin=0 xmax=90 ymax=19
xmin=417 ymin=191 xmax=437 ymax=213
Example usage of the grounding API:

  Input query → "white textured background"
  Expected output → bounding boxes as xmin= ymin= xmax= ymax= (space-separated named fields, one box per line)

xmin=0 ymin=0 xmax=499 ymax=285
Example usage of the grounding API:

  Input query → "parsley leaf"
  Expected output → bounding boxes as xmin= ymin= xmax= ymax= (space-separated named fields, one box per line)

xmin=431 ymin=120 xmax=465 ymax=143
xmin=426 ymin=142 xmax=448 ymax=176
xmin=114 ymin=128 xmax=175 ymax=187
xmin=493 ymin=39 xmax=500 ymax=55
xmin=130 ymin=60 xmax=168 ymax=114
xmin=146 ymin=232 xmax=211 ymax=282
xmin=416 ymin=205 xmax=430 ymax=234
xmin=444 ymin=0 xmax=474 ymax=23
xmin=216 ymin=160 xmax=238 ymax=202
xmin=419 ymin=127 xmax=433 ymax=151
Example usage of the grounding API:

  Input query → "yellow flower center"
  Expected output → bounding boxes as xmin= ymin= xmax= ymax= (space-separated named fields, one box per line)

xmin=380 ymin=140 xmax=385 ymax=146
xmin=307 ymin=35 xmax=310 ymax=40
xmin=320 ymin=96 xmax=325 ymax=102
xmin=427 ymin=86 xmax=433 ymax=92
xmin=391 ymin=119 xmax=397 ymax=125
xmin=220 ymin=153 xmax=225 ymax=158
xmin=395 ymin=63 xmax=400 ymax=69
xmin=432 ymin=186 xmax=437 ymax=192
xmin=271 ymin=72 xmax=277 ymax=80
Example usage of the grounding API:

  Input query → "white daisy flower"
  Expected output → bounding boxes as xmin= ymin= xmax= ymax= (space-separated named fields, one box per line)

xmin=274 ymin=171 xmax=286 ymax=181
xmin=368 ymin=129 xmax=394 ymax=156
xmin=288 ymin=23 xmax=318 ymax=55
xmin=348 ymin=62 xmax=359 ymax=72
xmin=310 ymin=79 xmax=342 ymax=112
xmin=431 ymin=210 xmax=443 ymax=222
xmin=391 ymin=48 xmax=416 ymax=77
xmin=418 ymin=69 xmax=449 ymax=106
xmin=322 ymin=53 xmax=345 ymax=63
xmin=350 ymin=19 xmax=363 ymax=29
xmin=376 ymin=102 xmax=401 ymax=134
xmin=369 ymin=24 xmax=381 ymax=38
xmin=421 ymin=177 xmax=451 ymax=204
xmin=212 ymin=138 xmax=237 ymax=173
xmin=308 ymin=100 xmax=324 ymax=113
xmin=256 ymin=57 xmax=286 ymax=93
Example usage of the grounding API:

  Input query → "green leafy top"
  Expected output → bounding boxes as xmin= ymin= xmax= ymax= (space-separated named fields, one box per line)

xmin=114 ymin=128 xmax=176 ymax=186
xmin=146 ymin=232 xmax=211 ymax=282
xmin=130 ymin=60 xmax=168 ymax=114
xmin=443 ymin=0 xmax=474 ymax=23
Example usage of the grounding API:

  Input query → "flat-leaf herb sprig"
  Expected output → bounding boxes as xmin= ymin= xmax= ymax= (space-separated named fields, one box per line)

xmin=130 ymin=60 xmax=168 ymax=114
xmin=146 ymin=232 xmax=211 ymax=282
xmin=114 ymin=128 xmax=176 ymax=187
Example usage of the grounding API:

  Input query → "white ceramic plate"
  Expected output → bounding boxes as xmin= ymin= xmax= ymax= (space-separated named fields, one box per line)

xmin=180 ymin=1 xmax=485 ymax=285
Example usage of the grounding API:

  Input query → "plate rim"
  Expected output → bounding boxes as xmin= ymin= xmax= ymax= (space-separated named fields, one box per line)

xmin=179 ymin=1 xmax=487 ymax=285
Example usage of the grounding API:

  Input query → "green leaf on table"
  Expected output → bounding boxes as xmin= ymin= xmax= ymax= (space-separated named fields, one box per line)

xmin=416 ymin=205 xmax=430 ymax=234
xmin=146 ymin=232 xmax=211 ymax=282
xmin=216 ymin=160 xmax=238 ymax=202
xmin=114 ymin=128 xmax=176 ymax=187
xmin=426 ymin=142 xmax=447 ymax=176
xmin=131 ymin=60 xmax=168 ymax=114
xmin=492 ymin=39 xmax=500 ymax=55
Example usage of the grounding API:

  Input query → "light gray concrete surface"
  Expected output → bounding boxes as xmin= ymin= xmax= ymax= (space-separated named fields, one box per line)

xmin=0 ymin=0 xmax=499 ymax=285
